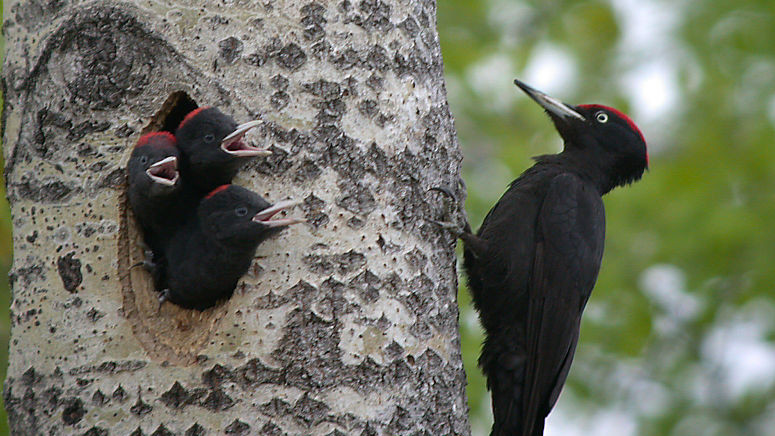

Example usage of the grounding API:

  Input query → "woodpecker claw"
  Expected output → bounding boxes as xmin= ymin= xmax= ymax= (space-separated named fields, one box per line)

xmin=158 ymin=289 xmax=171 ymax=312
xmin=428 ymin=185 xmax=473 ymax=237
xmin=427 ymin=218 xmax=464 ymax=233
xmin=456 ymin=176 xmax=467 ymax=193
xmin=129 ymin=250 xmax=155 ymax=270
xmin=429 ymin=186 xmax=458 ymax=202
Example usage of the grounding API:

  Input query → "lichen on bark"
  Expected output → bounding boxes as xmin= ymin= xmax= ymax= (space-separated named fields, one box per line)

xmin=3 ymin=1 xmax=469 ymax=434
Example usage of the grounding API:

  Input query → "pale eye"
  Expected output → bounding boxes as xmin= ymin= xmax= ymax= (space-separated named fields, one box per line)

xmin=235 ymin=206 xmax=248 ymax=217
xmin=204 ymin=134 xmax=215 ymax=143
xmin=595 ymin=112 xmax=609 ymax=123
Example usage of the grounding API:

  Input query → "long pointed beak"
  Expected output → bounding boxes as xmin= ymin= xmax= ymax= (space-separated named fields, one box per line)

xmin=221 ymin=120 xmax=272 ymax=157
xmin=252 ymin=199 xmax=305 ymax=228
xmin=514 ymin=79 xmax=585 ymax=121
xmin=145 ymin=156 xmax=179 ymax=186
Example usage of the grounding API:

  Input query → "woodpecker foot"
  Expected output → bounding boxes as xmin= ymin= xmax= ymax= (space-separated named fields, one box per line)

xmin=143 ymin=250 xmax=158 ymax=270
xmin=158 ymin=289 xmax=171 ymax=312
xmin=429 ymin=185 xmax=457 ymax=201
xmin=129 ymin=261 xmax=145 ymax=270
xmin=428 ymin=185 xmax=473 ymax=237
xmin=130 ymin=250 xmax=157 ymax=271
xmin=427 ymin=218 xmax=465 ymax=234
xmin=430 ymin=176 xmax=467 ymax=200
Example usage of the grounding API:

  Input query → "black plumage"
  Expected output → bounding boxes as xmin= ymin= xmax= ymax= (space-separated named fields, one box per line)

xmin=175 ymin=107 xmax=270 ymax=194
xmin=453 ymin=79 xmax=648 ymax=436
xmin=127 ymin=132 xmax=183 ymax=286
xmin=161 ymin=184 xmax=302 ymax=310
xmin=127 ymin=132 xmax=182 ymax=243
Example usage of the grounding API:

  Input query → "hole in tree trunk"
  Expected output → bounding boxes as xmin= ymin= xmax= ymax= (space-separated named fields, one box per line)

xmin=142 ymin=91 xmax=199 ymax=135
xmin=118 ymin=92 xmax=228 ymax=366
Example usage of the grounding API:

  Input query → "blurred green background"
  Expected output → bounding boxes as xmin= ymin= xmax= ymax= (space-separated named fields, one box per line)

xmin=2 ymin=1 xmax=775 ymax=435
xmin=438 ymin=0 xmax=775 ymax=435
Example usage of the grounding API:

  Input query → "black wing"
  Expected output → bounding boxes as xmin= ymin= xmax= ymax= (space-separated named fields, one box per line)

xmin=520 ymin=173 xmax=605 ymax=435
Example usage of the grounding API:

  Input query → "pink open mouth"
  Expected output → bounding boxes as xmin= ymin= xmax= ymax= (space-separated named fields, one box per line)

xmin=146 ymin=156 xmax=179 ymax=186
xmin=221 ymin=120 xmax=272 ymax=157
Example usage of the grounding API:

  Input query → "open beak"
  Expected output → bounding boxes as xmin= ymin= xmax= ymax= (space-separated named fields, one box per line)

xmin=221 ymin=120 xmax=273 ymax=157
xmin=145 ymin=156 xmax=179 ymax=186
xmin=514 ymin=79 xmax=585 ymax=122
xmin=252 ymin=199 xmax=305 ymax=228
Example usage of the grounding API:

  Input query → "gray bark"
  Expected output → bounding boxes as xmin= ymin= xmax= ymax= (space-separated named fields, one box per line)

xmin=2 ymin=0 xmax=469 ymax=435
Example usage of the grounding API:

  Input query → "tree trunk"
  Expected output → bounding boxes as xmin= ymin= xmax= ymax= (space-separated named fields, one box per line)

xmin=2 ymin=0 xmax=469 ymax=434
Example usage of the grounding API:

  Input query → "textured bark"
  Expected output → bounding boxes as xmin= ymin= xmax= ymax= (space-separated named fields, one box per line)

xmin=2 ymin=0 xmax=469 ymax=435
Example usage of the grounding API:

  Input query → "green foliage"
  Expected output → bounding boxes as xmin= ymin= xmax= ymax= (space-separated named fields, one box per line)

xmin=439 ymin=0 xmax=775 ymax=434
xmin=1 ymin=1 xmax=774 ymax=435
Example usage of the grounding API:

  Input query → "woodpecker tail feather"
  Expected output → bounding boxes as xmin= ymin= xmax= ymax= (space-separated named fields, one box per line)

xmin=481 ymin=338 xmax=546 ymax=436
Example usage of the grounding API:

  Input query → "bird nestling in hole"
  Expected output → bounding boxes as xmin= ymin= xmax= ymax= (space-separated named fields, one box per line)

xmin=127 ymin=105 xmax=290 ymax=311
xmin=175 ymin=107 xmax=272 ymax=194
xmin=159 ymin=184 xmax=304 ymax=311
xmin=127 ymin=132 xmax=184 ymax=290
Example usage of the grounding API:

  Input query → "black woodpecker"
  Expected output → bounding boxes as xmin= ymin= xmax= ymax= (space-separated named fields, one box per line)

xmin=175 ymin=107 xmax=271 ymax=194
xmin=442 ymin=79 xmax=648 ymax=436
xmin=161 ymin=184 xmax=303 ymax=310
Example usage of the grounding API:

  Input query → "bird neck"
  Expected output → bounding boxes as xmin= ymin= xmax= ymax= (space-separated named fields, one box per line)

xmin=179 ymin=155 xmax=240 ymax=194
xmin=546 ymin=149 xmax=617 ymax=195
xmin=198 ymin=217 xmax=266 ymax=254
xmin=195 ymin=226 xmax=255 ymax=266
xmin=147 ymin=183 xmax=181 ymax=201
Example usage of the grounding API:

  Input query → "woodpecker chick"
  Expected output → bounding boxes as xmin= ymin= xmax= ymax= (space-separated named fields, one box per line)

xmin=127 ymin=132 xmax=184 ymax=248
xmin=126 ymin=132 xmax=185 ymax=289
xmin=175 ymin=107 xmax=271 ymax=193
xmin=441 ymin=79 xmax=647 ymax=436
xmin=161 ymin=184 xmax=303 ymax=310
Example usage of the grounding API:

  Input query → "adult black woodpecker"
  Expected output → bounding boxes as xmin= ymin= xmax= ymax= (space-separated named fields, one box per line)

xmin=445 ymin=79 xmax=647 ymax=436
xmin=161 ymin=184 xmax=303 ymax=310
xmin=127 ymin=133 xmax=182 ymax=252
xmin=175 ymin=107 xmax=271 ymax=194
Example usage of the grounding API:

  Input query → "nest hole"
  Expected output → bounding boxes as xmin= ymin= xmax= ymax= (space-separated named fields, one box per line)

xmin=142 ymin=91 xmax=199 ymax=136
xmin=118 ymin=91 xmax=227 ymax=366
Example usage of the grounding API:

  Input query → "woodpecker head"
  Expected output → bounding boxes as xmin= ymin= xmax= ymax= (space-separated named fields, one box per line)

xmin=199 ymin=185 xmax=303 ymax=249
xmin=175 ymin=107 xmax=271 ymax=190
xmin=128 ymin=132 xmax=180 ymax=197
xmin=514 ymin=79 xmax=648 ymax=193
